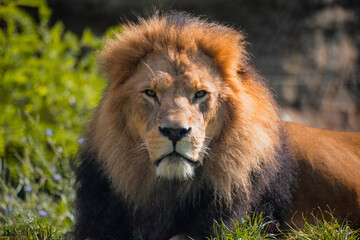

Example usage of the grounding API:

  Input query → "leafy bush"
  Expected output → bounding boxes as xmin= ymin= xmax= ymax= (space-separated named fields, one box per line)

xmin=0 ymin=0 xmax=121 ymax=228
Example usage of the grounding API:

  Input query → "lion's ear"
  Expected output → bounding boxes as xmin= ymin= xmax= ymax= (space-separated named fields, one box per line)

xmin=236 ymin=57 xmax=251 ymax=76
xmin=237 ymin=63 xmax=250 ymax=76
xmin=237 ymin=69 xmax=246 ymax=75
xmin=98 ymin=30 xmax=153 ymax=85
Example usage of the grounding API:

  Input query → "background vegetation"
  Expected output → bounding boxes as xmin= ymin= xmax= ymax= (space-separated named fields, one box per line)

xmin=0 ymin=0 xmax=108 ymax=231
xmin=0 ymin=0 xmax=359 ymax=239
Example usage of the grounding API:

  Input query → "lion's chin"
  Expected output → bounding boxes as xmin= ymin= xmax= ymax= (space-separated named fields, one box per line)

xmin=155 ymin=156 xmax=195 ymax=180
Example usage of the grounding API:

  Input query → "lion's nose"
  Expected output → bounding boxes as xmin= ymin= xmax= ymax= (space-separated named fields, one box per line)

xmin=158 ymin=127 xmax=191 ymax=146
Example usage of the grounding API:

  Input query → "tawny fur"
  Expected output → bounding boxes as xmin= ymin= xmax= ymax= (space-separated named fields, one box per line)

xmin=284 ymin=122 xmax=360 ymax=227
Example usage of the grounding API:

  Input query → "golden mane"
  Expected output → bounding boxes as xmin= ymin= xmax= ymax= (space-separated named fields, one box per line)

xmin=88 ymin=13 xmax=281 ymax=209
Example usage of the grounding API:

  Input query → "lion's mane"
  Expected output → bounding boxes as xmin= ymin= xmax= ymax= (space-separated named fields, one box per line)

xmin=74 ymin=12 xmax=298 ymax=240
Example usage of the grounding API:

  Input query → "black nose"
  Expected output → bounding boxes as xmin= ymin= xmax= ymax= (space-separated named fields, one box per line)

xmin=158 ymin=127 xmax=191 ymax=146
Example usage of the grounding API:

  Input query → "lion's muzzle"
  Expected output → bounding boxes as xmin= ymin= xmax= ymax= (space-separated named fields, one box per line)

xmin=154 ymin=126 xmax=201 ymax=180
xmin=142 ymin=97 xmax=206 ymax=180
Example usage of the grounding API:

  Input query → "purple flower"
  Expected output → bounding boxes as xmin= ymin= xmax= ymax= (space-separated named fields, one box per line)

xmin=7 ymin=195 xmax=13 ymax=201
xmin=53 ymin=173 xmax=62 ymax=181
xmin=45 ymin=128 xmax=53 ymax=136
xmin=24 ymin=185 xmax=32 ymax=192
xmin=5 ymin=206 xmax=13 ymax=214
xmin=78 ymin=137 xmax=85 ymax=144
xmin=19 ymin=178 xmax=24 ymax=185
xmin=38 ymin=210 xmax=48 ymax=217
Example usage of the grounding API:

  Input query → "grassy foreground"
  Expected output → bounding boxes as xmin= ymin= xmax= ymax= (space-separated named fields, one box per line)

xmin=1 ymin=212 xmax=359 ymax=239
xmin=207 ymin=212 xmax=359 ymax=240
xmin=0 ymin=214 xmax=69 ymax=240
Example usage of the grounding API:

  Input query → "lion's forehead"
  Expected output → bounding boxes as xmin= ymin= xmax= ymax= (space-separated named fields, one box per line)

xmin=133 ymin=51 xmax=222 ymax=93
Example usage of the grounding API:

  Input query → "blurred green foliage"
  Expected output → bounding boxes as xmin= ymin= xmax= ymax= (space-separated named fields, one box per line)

xmin=0 ymin=0 xmax=122 ymax=229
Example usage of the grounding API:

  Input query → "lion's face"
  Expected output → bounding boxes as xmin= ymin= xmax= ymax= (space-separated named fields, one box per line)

xmin=91 ymin=15 xmax=281 ymax=206
xmin=116 ymin=53 xmax=221 ymax=179
xmin=124 ymin=51 xmax=223 ymax=180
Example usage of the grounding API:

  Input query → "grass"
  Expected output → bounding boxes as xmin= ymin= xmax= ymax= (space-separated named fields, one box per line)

xmin=207 ymin=210 xmax=359 ymax=240
xmin=0 ymin=214 xmax=73 ymax=240
xmin=286 ymin=210 xmax=359 ymax=240
xmin=207 ymin=213 xmax=277 ymax=240
xmin=1 ymin=211 xmax=358 ymax=240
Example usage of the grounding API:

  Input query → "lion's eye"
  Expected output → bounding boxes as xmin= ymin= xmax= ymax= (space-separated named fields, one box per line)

xmin=194 ymin=90 xmax=207 ymax=99
xmin=144 ymin=89 xmax=157 ymax=98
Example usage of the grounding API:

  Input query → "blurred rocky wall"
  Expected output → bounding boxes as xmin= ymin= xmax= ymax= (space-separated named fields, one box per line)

xmin=48 ymin=0 xmax=360 ymax=131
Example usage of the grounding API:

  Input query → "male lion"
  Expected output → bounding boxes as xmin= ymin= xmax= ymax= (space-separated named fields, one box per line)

xmin=74 ymin=12 xmax=360 ymax=240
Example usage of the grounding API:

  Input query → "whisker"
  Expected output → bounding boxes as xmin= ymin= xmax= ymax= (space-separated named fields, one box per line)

xmin=138 ymin=142 xmax=147 ymax=150
xmin=199 ymin=146 xmax=213 ymax=162
xmin=129 ymin=142 xmax=148 ymax=155
xmin=142 ymin=61 xmax=156 ymax=80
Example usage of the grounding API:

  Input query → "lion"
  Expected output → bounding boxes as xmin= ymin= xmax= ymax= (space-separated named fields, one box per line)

xmin=74 ymin=12 xmax=360 ymax=240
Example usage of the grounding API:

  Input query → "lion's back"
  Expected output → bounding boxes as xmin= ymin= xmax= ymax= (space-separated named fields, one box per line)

xmin=283 ymin=121 xmax=360 ymax=227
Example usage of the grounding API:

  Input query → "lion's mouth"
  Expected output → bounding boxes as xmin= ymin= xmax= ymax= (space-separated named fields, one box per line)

xmin=154 ymin=152 xmax=199 ymax=167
